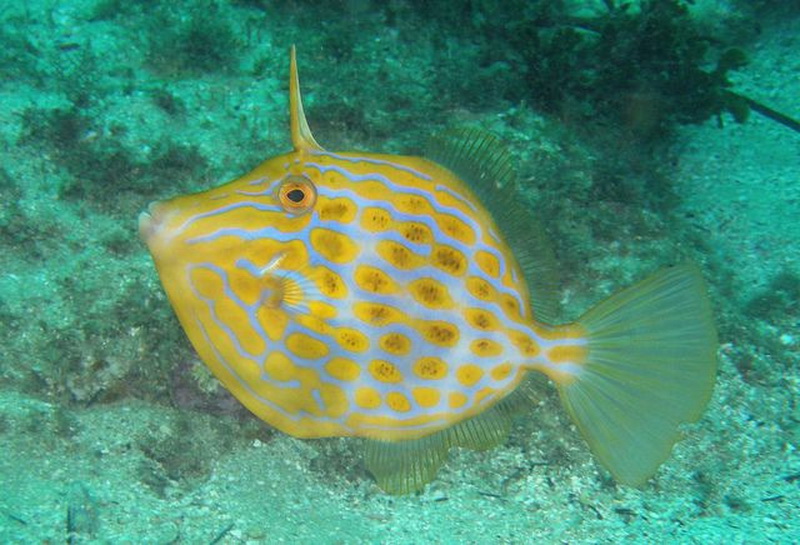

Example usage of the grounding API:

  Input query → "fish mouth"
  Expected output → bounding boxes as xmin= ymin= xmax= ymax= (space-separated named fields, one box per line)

xmin=138 ymin=201 xmax=162 ymax=244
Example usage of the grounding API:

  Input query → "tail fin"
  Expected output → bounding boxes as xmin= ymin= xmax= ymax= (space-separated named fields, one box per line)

xmin=556 ymin=264 xmax=717 ymax=485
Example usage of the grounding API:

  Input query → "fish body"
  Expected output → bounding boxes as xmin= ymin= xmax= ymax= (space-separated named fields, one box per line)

xmin=140 ymin=47 xmax=717 ymax=493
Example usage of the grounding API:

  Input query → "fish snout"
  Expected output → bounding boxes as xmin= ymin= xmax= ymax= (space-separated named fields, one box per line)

xmin=138 ymin=201 xmax=167 ymax=245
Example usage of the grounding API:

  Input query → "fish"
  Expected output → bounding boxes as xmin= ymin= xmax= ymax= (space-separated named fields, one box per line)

xmin=138 ymin=46 xmax=718 ymax=494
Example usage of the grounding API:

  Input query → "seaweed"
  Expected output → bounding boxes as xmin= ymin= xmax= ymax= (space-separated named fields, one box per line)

xmin=145 ymin=2 xmax=243 ymax=76
xmin=507 ymin=1 xmax=752 ymax=137
xmin=745 ymin=270 xmax=800 ymax=323
xmin=89 ymin=0 xmax=146 ymax=21
xmin=398 ymin=0 xmax=792 ymax=138
xmin=66 ymin=482 xmax=99 ymax=544
xmin=0 ymin=17 xmax=44 ymax=85
xmin=136 ymin=411 xmax=250 ymax=497
xmin=150 ymin=87 xmax=187 ymax=117
xmin=19 ymin=106 xmax=207 ymax=213
xmin=20 ymin=107 xmax=90 ymax=152
xmin=0 ymin=167 xmax=21 ymax=233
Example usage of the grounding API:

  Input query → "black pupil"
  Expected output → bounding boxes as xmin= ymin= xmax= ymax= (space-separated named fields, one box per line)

xmin=286 ymin=188 xmax=305 ymax=203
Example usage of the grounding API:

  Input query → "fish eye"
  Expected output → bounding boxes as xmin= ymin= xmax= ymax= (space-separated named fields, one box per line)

xmin=278 ymin=176 xmax=317 ymax=215
xmin=286 ymin=188 xmax=305 ymax=202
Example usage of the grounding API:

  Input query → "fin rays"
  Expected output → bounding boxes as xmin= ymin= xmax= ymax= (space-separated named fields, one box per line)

xmin=558 ymin=263 xmax=718 ymax=485
xmin=426 ymin=128 xmax=561 ymax=323
xmin=365 ymin=379 xmax=537 ymax=494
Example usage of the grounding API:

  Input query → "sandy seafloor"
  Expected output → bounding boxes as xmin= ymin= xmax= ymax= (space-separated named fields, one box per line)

xmin=0 ymin=1 xmax=798 ymax=543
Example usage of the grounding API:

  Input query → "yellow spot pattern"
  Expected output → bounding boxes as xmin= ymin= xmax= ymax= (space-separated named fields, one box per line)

xmin=376 ymin=240 xmax=424 ymax=270
xmin=501 ymin=294 xmax=522 ymax=320
xmin=294 ymin=313 xmax=332 ymax=338
xmin=432 ymin=244 xmax=467 ymax=276
xmin=436 ymin=214 xmax=475 ymax=245
xmin=547 ymin=345 xmax=589 ymax=364
xmin=250 ymin=366 xmax=329 ymax=418
xmin=413 ymin=357 xmax=448 ymax=380
xmin=138 ymin=68 xmax=573 ymax=444
xmin=285 ymin=332 xmax=329 ymax=359
xmin=308 ymin=301 xmax=337 ymax=320
xmin=471 ymin=338 xmax=503 ymax=357
xmin=319 ymin=383 xmax=348 ymax=417
xmin=412 ymin=387 xmax=441 ymax=408
xmin=369 ymin=359 xmax=403 ymax=383
xmin=355 ymin=265 xmax=397 ymax=294
xmin=336 ymin=328 xmax=369 ymax=353
xmin=379 ymin=332 xmax=411 ymax=356
xmin=355 ymin=387 xmax=381 ymax=409
xmin=395 ymin=194 xmax=432 ymax=215
xmin=316 ymin=266 xmax=347 ymax=298
xmin=386 ymin=392 xmax=411 ymax=412
xmin=317 ymin=197 xmax=356 ymax=222
xmin=399 ymin=221 xmax=433 ymax=245
xmin=310 ymin=228 xmax=359 ymax=264
xmin=419 ymin=321 xmax=459 ymax=347
xmin=353 ymin=302 xmax=404 ymax=326
xmin=449 ymin=392 xmax=468 ymax=409
xmin=490 ymin=363 xmax=513 ymax=381
xmin=255 ymin=305 xmax=289 ymax=342
xmin=324 ymin=357 xmax=360 ymax=381
xmin=465 ymin=308 xmax=500 ymax=331
xmin=466 ymin=276 xmax=493 ymax=300
xmin=264 ymin=351 xmax=295 ymax=382
xmin=456 ymin=364 xmax=483 ymax=387
xmin=409 ymin=278 xmax=454 ymax=309
xmin=511 ymin=332 xmax=541 ymax=358
xmin=228 ymin=267 xmax=263 ymax=307
xmin=360 ymin=207 xmax=392 ymax=232
xmin=189 ymin=267 xmax=220 ymax=300
xmin=475 ymin=250 xmax=500 ymax=277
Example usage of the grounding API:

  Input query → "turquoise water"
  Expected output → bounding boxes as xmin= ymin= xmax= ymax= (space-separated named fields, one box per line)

xmin=1 ymin=1 xmax=798 ymax=542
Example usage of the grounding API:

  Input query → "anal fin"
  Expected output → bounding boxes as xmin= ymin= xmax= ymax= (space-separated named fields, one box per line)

xmin=364 ymin=382 xmax=537 ymax=494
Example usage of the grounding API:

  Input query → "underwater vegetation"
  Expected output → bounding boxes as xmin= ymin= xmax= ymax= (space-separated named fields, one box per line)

xmin=517 ymin=0 xmax=751 ymax=133
xmin=143 ymin=3 xmax=243 ymax=76
xmin=402 ymin=0 xmax=797 ymax=138
xmin=382 ymin=0 xmax=746 ymax=136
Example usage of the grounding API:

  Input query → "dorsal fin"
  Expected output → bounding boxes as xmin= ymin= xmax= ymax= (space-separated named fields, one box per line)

xmin=289 ymin=46 xmax=323 ymax=151
xmin=426 ymin=128 xmax=561 ymax=324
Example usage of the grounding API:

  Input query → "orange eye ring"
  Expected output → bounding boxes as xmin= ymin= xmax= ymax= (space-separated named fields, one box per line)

xmin=278 ymin=175 xmax=317 ymax=215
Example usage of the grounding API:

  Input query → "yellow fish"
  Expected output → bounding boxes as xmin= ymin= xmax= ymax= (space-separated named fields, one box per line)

xmin=139 ymin=47 xmax=717 ymax=493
